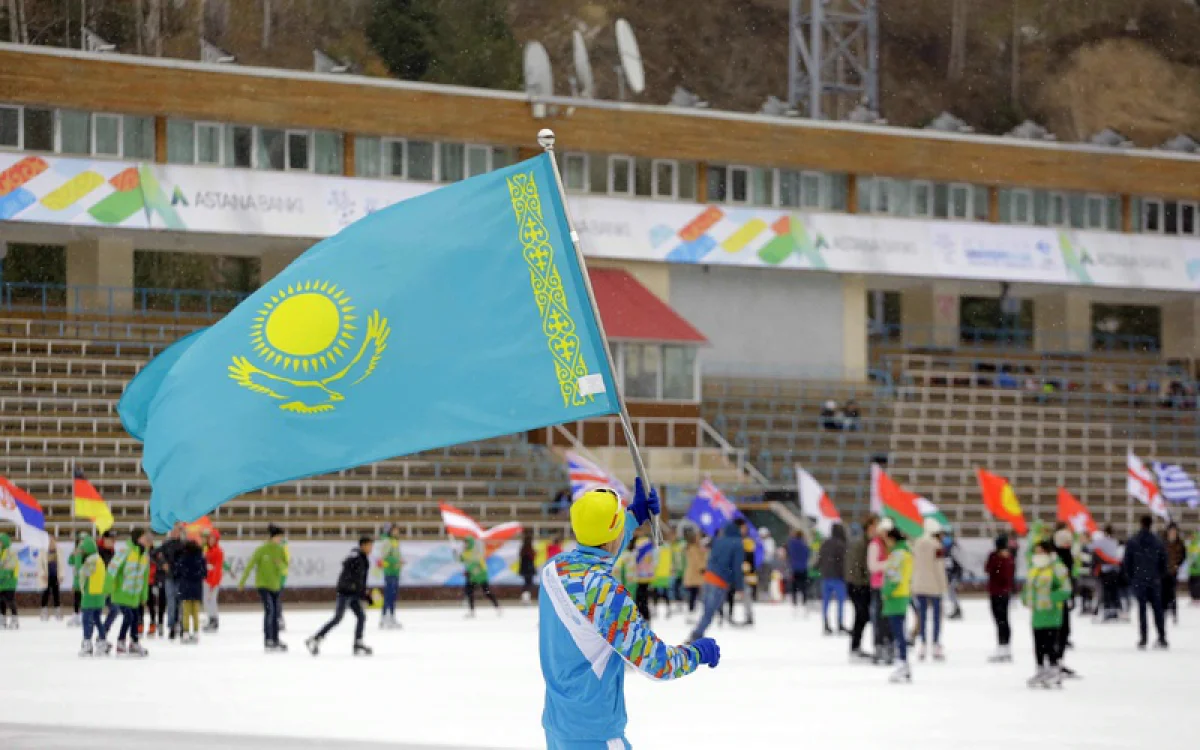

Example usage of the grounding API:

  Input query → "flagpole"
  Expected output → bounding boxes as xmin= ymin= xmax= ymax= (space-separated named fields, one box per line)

xmin=536 ymin=129 xmax=663 ymax=547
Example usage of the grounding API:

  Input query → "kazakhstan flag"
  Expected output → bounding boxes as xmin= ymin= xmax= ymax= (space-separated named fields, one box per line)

xmin=120 ymin=154 xmax=621 ymax=532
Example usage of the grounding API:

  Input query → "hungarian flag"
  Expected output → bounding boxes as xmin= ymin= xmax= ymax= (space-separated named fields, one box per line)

xmin=73 ymin=470 xmax=113 ymax=533
xmin=870 ymin=465 xmax=949 ymax=539
xmin=1056 ymin=487 xmax=1097 ymax=535
xmin=1128 ymin=449 xmax=1170 ymax=521
xmin=976 ymin=468 xmax=1028 ymax=535
xmin=795 ymin=465 xmax=841 ymax=538
xmin=438 ymin=501 xmax=522 ymax=556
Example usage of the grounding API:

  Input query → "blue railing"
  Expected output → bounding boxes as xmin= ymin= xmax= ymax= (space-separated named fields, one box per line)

xmin=0 ymin=282 xmax=252 ymax=318
xmin=871 ymin=323 xmax=1160 ymax=354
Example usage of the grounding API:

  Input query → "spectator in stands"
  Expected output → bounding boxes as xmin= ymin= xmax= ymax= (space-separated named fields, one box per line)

xmin=996 ymin=366 xmax=1019 ymax=390
xmin=1022 ymin=367 xmax=1040 ymax=397
xmin=545 ymin=488 xmax=571 ymax=516
xmin=841 ymin=400 xmax=862 ymax=431
xmin=786 ymin=530 xmax=810 ymax=608
xmin=818 ymin=523 xmax=848 ymax=635
xmin=845 ymin=515 xmax=876 ymax=660
xmin=911 ymin=518 xmax=948 ymax=661
xmin=682 ymin=529 xmax=707 ymax=616
xmin=238 ymin=523 xmax=290 ymax=652
xmin=1123 ymin=515 xmax=1168 ymax=649
xmin=38 ymin=536 xmax=62 ymax=621
xmin=820 ymin=400 xmax=842 ymax=431
xmin=985 ymin=534 xmax=1015 ymax=663
xmin=1161 ymin=523 xmax=1186 ymax=624
xmin=519 ymin=528 xmax=537 ymax=605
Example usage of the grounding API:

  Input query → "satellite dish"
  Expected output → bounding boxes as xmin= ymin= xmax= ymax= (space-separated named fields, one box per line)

xmin=523 ymin=41 xmax=554 ymax=98
xmin=614 ymin=19 xmax=645 ymax=97
xmin=572 ymin=30 xmax=595 ymax=99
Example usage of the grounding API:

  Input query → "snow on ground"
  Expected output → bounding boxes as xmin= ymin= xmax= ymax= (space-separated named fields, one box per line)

xmin=0 ymin=598 xmax=1193 ymax=749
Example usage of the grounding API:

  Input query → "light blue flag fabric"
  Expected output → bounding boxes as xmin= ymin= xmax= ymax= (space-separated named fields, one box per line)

xmin=121 ymin=154 xmax=621 ymax=531
xmin=118 ymin=328 xmax=207 ymax=441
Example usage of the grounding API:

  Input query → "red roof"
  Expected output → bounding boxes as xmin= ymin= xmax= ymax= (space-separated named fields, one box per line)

xmin=588 ymin=268 xmax=707 ymax=345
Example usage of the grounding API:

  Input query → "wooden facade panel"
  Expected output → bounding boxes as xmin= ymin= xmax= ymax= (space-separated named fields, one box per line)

xmin=2 ymin=48 xmax=1198 ymax=199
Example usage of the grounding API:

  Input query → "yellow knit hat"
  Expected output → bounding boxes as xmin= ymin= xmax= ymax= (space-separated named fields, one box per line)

xmin=570 ymin=488 xmax=626 ymax=547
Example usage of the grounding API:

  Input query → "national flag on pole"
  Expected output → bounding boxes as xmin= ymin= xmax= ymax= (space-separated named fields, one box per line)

xmin=1152 ymin=462 xmax=1200 ymax=508
xmin=73 ymin=470 xmax=113 ymax=533
xmin=439 ymin=501 xmax=523 ymax=544
xmin=870 ymin=464 xmax=950 ymax=539
xmin=118 ymin=154 xmax=622 ymax=532
xmin=566 ymin=451 xmax=630 ymax=503
xmin=1056 ymin=487 xmax=1098 ymax=535
xmin=0 ymin=475 xmax=49 ymax=547
xmin=684 ymin=480 xmax=763 ymax=565
xmin=795 ymin=465 xmax=841 ymax=538
xmin=976 ymin=468 xmax=1028 ymax=535
xmin=1128 ymin=449 xmax=1170 ymax=520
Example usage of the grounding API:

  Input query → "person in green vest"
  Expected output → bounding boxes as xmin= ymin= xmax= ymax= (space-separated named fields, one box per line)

xmin=1023 ymin=540 xmax=1072 ymax=689
xmin=238 ymin=524 xmax=290 ymax=652
xmin=277 ymin=536 xmax=291 ymax=632
xmin=378 ymin=523 xmax=404 ymax=630
xmin=461 ymin=536 xmax=499 ymax=617
xmin=67 ymin=531 xmax=89 ymax=626
xmin=882 ymin=528 xmax=913 ymax=684
xmin=1187 ymin=531 xmax=1200 ymax=604
xmin=77 ymin=537 xmax=111 ymax=656
xmin=0 ymin=533 xmax=20 ymax=629
xmin=106 ymin=527 xmax=152 ymax=657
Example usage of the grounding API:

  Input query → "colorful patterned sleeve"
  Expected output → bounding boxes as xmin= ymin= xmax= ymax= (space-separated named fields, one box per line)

xmin=579 ymin=566 xmax=702 ymax=681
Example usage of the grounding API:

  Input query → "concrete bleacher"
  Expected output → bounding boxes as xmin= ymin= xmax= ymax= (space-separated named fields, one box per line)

xmin=0 ymin=315 xmax=572 ymax=541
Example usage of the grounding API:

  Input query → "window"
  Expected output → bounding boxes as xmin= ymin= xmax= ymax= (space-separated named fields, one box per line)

xmin=58 ymin=110 xmax=91 ymax=155
xmin=313 ymin=131 xmax=342 ymax=175
xmin=407 ymin=140 xmax=435 ymax=180
xmin=662 ymin=346 xmax=696 ymax=400
xmin=588 ymin=153 xmax=607 ymax=193
xmin=196 ymin=123 xmax=221 ymax=165
xmin=1085 ymin=195 xmax=1106 ymax=230
xmin=1181 ymin=202 xmax=1197 ymax=236
xmin=652 ymin=159 xmax=675 ymax=198
xmin=227 ymin=125 xmax=254 ymax=168
xmin=974 ymin=186 xmax=989 ymax=221
xmin=677 ymin=162 xmax=697 ymax=200
xmin=933 ymin=183 xmax=950 ymax=218
xmin=1067 ymin=193 xmax=1086 ymax=228
xmin=23 ymin=108 xmax=53 ymax=152
xmin=873 ymin=178 xmax=892 ymax=214
xmin=123 ymin=116 xmax=153 ymax=159
xmin=779 ymin=169 xmax=802 ymax=208
xmin=1001 ymin=188 xmax=1032 ymax=224
xmin=354 ymin=135 xmax=381 ymax=177
xmin=439 ymin=142 xmax=464 ymax=182
xmin=749 ymin=167 xmax=773 ymax=206
xmin=385 ymin=139 xmax=405 ymax=177
xmin=466 ymin=144 xmax=491 ymax=177
xmin=254 ymin=128 xmax=284 ymax=170
xmin=622 ymin=344 xmax=660 ymax=399
xmin=1049 ymin=192 xmax=1068 ymax=227
xmin=949 ymin=183 xmax=971 ymax=219
xmin=912 ymin=180 xmax=933 ymax=217
xmin=166 ymin=120 xmax=194 ymax=164
xmin=0 ymin=105 xmax=17 ymax=147
xmin=1142 ymin=198 xmax=1163 ymax=233
xmin=707 ymin=165 xmax=728 ymax=202
xmin=1164 ymin=200 xmax=1179 ymax=235
xmin=729 ymin=166 xmax=749 ymax=204
xmin=491 ymin=147 xmax=516 ymax=170
xmin=286 ymin=131 xmax=309 ymax=171
xmin=609 ymin=155 xmax=633 ymax=195
xmin=563 ymin=152 xmax=587 ymax=191
xmin=93 ymin=113 xmax=120 ymax=156
xmin=634 ymin=157 xmax=653 ymax=197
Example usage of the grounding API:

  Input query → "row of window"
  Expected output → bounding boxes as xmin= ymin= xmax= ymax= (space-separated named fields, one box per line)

xmin=3 ymin=103 xmax=1197 ymax=236
xmin=617 ymin=343 xmax=698 ymax=401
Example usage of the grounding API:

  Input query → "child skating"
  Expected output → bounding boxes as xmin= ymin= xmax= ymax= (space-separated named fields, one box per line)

xmin=377 ymin=524 xmax=404 ymax=629
xmin=1024 ymin=540 xmax=1071 ymax=689
xmin=107 ymin=528 xmax=152 ymax=657
xmin=461 ymin=537 xmax=500 ymax=617
xmin=306 ymin=536 xmax=374 ymax=656
xmin=176 ymin=539 xmax=207 ymax=644
xmin=77 ymin=537 xmax=112 ymax=656
xmin=882 ymin=528 xmax=914 ymax=684
xmin=0 ymin=533 xmax=19 ymax=629
xmin=238 ymin=524 xmax=290 ymax=652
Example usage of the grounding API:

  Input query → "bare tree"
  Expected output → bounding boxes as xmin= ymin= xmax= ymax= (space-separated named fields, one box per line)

xmin=135 ymin=0 xmax=144 ymax=52
xmin=1010 ymin=0 xmax=1020 ymax=104
xmin=948 ymin=0 xmax=968 ymax=81
xmin=262 ymin=0 xmax=271 ymax=50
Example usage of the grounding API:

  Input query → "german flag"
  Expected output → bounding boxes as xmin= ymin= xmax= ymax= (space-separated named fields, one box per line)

xmin=73 ymin=469 xmax=114 ymax=533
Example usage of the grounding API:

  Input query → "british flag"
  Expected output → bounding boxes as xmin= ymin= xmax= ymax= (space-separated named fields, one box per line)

xmin=566 ymin=451 xmax=630 ymax=503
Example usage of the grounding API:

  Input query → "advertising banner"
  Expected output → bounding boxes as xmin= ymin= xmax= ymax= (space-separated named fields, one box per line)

xmin=4 ymin=152 xmax=1200 ymax=292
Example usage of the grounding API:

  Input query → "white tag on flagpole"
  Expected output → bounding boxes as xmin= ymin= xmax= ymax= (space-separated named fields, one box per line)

xmin=577 ymin=373 xmax=606 ymax=396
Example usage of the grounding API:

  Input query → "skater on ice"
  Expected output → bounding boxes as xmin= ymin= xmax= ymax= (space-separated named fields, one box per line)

xmin=540 ymin=480 xmax=720 ymax=749
xmin=176 ymin=537 xmax=208 ymax=644
xmin=461 ymin=536 xmax=501 ymax=617
xmin=1024 ymin=540 xmax=1071 ymax=688
xmin=985 ymin=533 xmax=1015 ymax=663
xmin=882 ymin=527 xmax=913 ymax=683
xmin=106 ymin=527 xmax=152 ymax=657
xmin=202 ymin=527 xmax=224 ymax=632
xmin=1124 ymin=515 xmax=1169 ymax=649
xmin=77 ymin=536 xmax=112 ymax=656
xmin=687 ymin=517 xmax=748 ymax=642
xmin=0 ymin=533 xmax=18 ymax=629
xmin=377 ymin=523 xmax=404 ymax=627
xmin=306 ymin=535 xmax=374 ymax=657
xmin=238 ymin=523 xmax=290 ymax=652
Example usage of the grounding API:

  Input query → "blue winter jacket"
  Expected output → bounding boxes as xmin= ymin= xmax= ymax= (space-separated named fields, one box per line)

xmin=540 ymin=510 xmax=703 ymax=746
xmin=704 ymin=524 xmax=746 ymax=590
xmin=786 ymin=537 xmax=810 ymax=573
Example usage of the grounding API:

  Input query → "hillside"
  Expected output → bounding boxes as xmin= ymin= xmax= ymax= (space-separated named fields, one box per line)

xmin=9 ymin=0 xmax=1200 ymax=144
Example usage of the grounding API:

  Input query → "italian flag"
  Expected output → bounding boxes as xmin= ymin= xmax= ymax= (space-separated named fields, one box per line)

xmin=870 ymin=464 xmax=949 ymax=539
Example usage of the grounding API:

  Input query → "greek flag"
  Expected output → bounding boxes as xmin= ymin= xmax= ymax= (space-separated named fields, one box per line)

xmin=1153 ymin=463 xmax=1200 ymax=508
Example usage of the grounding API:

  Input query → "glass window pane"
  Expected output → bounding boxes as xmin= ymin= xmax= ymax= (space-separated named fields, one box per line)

xmin=750 ymin=167 xmax=773 ymax=206
xmin=197 ymin=124 xmax=221 ymax=165
xmin=93 ymin=114 xmax=120 ymax=156
xmin=611 ymin=157 xmax=632 ymax=194
xmin=653 ymin=161 xmax=675 ymax=198
xmin=707 ymin=165 xmax=727 ymax=202
xmin=858 ymin=178 xmax=874 ymax=213
xmin=313 ymin=131 xmax=342 ymax=175
xmin=827 ymin=173 xmax=848 ymax=211
xmin=0 ymin=106 xmax=17 ymax=147
xmin=1164 ymin=201 xmax=1179 ymax=234
xmin=59 ymin=110 xmax=91 ymax=155
xmin=466 ymin=145 xmax=490 ymax=177
xmin=1107 ymin=197 xmax=1122 ymax=232
xmin=588 ymin=153 xmax=607 ymax=193
xmin=973 ymin=186 xmax=989 ymax=221
xmin=1032 ymin=190 xmax=1049 ymax=226
xmin=355 ymin=136 xmax=381 ymax=178
xmin=778 ymin=169 xmax=801 ymax=208
xmin=166 ymin=120 xmax=195 ymax=164
xmin=1181 ymin=203 xmax=1196 ymax=235
xmin=876 ymin=178 xmax=893 ymax=214
xmin=950 ymin=184 xmax=969 ymax=218
xmin=634 ymin=157 xmax=652 ymax=197
xmin=439 ymin=142 xmax=464 ymax=182
xmin=407 ymin=140 xmax=434 ymax=180
xmin=623 ymin=344 xmax=660 ymax=399
xmin=802 ymin=172 xmax=823 ymax=209
xmin=287 ymin=132 xmax=309 ymax=171
xmin=662 ymin=346 xmax=696 ymax=400
xmin=227 ymin=125 xmax=253 ymax=168
xmin=677 ymin=162 xmax=696 ymax=200
xmin=258 ymin=128 xmax=285 ymax=170
xmin=1068 ymin=193 xmax=1086 ymax=228
xmin=1014 ymin=191 xmax=1031 ymax=223
xmin=731 ymin=168 xmax=748 ymax=203
xmin=913 ymin=182 xmax=932 ymax=217
xmin=933 ymin=183 xmax=949 ymax=218
xmin=491 ymin=147 xmax=515 ymax=170
xmin=123 ymin=115 xmax=154 ymax=159
xmin=23 ymin=108 xmax=53 ymax=152
xmin=1050 ymin=193 xmax=1067 ymax=226
xmin=386 ymin=140 xmax=405 ymax=177
xmin=1144 ymin=200 xmax=1161 ymax=232
xmin=564 ymin=153 xmax=587 ymax=191
xmin=1086 ymin=196 xmax=1104 ymax=228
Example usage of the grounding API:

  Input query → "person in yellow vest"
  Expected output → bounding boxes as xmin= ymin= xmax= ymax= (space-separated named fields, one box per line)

xmin=77 ymin=537 xmax=112 ymax=656
xmin=0 ymin=533 xmax=20 ymax=629
xmin=651 ymin=528 xmax=677 ymax=619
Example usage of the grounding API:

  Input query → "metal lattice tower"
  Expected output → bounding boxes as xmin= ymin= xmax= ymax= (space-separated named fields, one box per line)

xmin=788 ymin=0 xmax=880 ymax=120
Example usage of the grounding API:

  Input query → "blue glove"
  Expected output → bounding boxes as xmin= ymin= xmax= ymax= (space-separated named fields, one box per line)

xmin=692 ymin=638 xmax=721 ymax=668
xmin=629 ymin=478 xmax=660 ymax=526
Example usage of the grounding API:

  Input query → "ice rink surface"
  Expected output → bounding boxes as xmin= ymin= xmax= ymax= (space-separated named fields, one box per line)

xmin=0 ymin=597 xmax=1193 ymax=749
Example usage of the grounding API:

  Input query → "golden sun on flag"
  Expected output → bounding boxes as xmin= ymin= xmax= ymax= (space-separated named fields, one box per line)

xmin=250 ymin=280 xmax=357 ymax=374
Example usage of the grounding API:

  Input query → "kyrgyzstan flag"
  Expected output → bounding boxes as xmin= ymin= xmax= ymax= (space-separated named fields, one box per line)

xmin=1056 ymin=487 xmax=1097 ymax=535
xmin=795 ymin=465 xmax=841 ymax=538
xmin=73 ymin=469 xmax=114 ymax=534
xmin=976 ymin=468 xmax=1028 ymax=535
